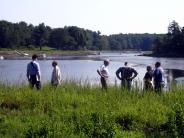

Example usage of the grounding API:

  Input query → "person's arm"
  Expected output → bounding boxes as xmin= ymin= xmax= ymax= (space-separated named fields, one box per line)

xmin=116 ymin=68 xmax=122 ymax=80
xmin=51 ymin=68 xmax=54 ymax=84
xmin=26 ymin=63 xmax=30 ymax=81
xmin=130 ymin=69 xmax=138 ymax=80
xmin=56 ymin=66 xmax=61 ymax=82
xmin=143 ymin=72 xmax=148 ymax=80
xmin=101 ymin=68 xmax=109 ymax=78
xmin=97 ymin=69 xmax=102 ymax=77
xmin=36 ymin=63 xmax=41 ymax=81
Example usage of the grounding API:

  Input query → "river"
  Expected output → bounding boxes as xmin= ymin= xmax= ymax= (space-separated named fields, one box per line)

xmin=0 ymin=51 xmax=184 ymax=89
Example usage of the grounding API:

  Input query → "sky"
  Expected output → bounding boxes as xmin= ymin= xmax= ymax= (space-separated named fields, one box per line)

xmin=0 ymin=0 xmax=184 ymax=35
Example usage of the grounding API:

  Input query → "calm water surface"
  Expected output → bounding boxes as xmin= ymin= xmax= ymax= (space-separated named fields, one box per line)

xmin=0 ymin=52 xmax=184 ymax=88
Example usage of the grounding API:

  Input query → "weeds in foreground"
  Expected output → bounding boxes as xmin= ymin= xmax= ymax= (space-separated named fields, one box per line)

xmin=0 ymin=82 xmax=184 ymax=138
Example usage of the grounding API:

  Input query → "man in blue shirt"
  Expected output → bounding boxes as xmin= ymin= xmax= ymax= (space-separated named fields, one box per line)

xmin=153 ymin=62 xmax=165 ymax=92
xmin=27 ymin=54 xmax=41 ymax=90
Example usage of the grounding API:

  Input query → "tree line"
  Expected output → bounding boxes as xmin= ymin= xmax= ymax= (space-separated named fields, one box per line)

xmin=153 ymin=20 xmax=184 ymax=57
xmin=0 ymin=20 xmax=160 ymax=51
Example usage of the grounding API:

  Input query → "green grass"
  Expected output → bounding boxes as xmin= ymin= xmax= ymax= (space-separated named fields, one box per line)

xmin=0 ymin=82 xmax=184 ymax=138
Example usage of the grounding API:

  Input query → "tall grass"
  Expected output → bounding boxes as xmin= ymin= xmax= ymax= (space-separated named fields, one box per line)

xmin=0 ymin=81 xmax=184 ymax=138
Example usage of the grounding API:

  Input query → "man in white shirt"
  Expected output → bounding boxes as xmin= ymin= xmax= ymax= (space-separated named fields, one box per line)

xmin=51 ymin=61 xmax=61 ymax=87
xmin=27 ymin=54 xmax=41 ymax=90
xmin=97 ymin=59 xmax=110 ymax=91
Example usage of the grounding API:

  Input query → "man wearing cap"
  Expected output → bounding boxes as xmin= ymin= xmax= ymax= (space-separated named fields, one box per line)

xmin=97 ymin=59 xmax=110 ymax=91
xmin=116 ymin=62 xmax=138 ymax=90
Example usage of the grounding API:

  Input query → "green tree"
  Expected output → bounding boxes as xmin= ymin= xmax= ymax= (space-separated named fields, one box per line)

xmin=49 ymin=28 xmax=72 ymax=50
xmin=31 ymin=23 xmax=50 ymax=50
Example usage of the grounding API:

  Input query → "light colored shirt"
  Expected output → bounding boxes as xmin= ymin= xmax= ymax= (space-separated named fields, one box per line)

xmin=27 ymin=60 xmax=41 ymax=80
xmin=99 ymin=65 xmax=109 ymax=78
xmin=51 ymin=65 xmax=61 ymax=85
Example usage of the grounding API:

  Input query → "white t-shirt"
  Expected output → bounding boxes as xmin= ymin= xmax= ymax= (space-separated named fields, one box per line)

xmin=99 ymin=65 xmax=109 ymax=78
xmin=51 ymin=65 xmax=61 ymax=85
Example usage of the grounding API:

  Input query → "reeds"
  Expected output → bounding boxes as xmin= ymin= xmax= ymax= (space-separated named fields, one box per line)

xmin=0 ymin=81 xmax=184 ymax=137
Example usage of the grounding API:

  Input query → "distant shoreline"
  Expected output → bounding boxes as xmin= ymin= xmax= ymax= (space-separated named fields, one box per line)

xmin=0 ymin=50 xmax=97 ymax=60
xmin=139 ymin=53 xmax=184 ymax=58
xmin=0 ymin=50 xmax=144 ymax=60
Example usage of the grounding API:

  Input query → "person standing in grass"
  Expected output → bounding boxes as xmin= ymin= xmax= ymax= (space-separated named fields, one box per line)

xmin=97 ymin=59 xmax=110 ymax=91
xmin=51 ymin=61 xmax=61 ymax=87
xmin=116 ymin=62 xmax=138 ymax=90
xmin=144 ymin=66 xmax=153 ymax=90
xmin=27 ymin=54 xmax=41 ymax=90
xmin=153 ymin=62 xmax=165 ymax=92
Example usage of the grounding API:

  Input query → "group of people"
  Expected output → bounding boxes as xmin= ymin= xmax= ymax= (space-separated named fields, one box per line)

xmin=97 ymin=60 xmax=165 ymax=92
xmin=26 ymin=54 xmax=61 ymax=90
xmin=26 ymin=54 xmax=165 ymax=92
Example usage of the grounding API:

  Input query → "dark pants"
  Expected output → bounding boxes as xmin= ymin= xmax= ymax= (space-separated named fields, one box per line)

xmin=154 ymin=82 xmax=163 ymax=92
xmin=121 ymin=79 xmax=132 ymax=90
xmin=29 ymin=75 xmax=41 ymax=90
xmin=101 ymin=77 xmax=107 ymax=90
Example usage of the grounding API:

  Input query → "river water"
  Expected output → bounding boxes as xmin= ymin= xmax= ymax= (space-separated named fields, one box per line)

xmin=0 ymin=51 xmax=184 ymax=89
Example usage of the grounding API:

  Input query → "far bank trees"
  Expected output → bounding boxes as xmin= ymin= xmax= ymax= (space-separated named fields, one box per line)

xmin=0 ymin=20 xmax=157 ymax=51
xmin=153 ymin=20 xmax=184 ymax=57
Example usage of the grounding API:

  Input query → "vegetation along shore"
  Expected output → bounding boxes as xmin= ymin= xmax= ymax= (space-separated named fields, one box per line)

xmin=1 ymin=20 xmax=184 ymax=58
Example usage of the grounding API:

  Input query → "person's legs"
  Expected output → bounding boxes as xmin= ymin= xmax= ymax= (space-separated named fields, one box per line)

xmin=101 ymin=77 xmax=107 ymax=91
xmin=145 ymin=81 xmax=153 ymax=91
xmin=121 ymin=79 xmax=126 ymax=89
xmin=154 ymin=82 xmax=161 ymax=92
xmin=127 ymin=80 xmax=132 ymax=90
xmin=30 ymin=75 xmax=37 ymax=89
xmin=36 ymin=81 xmax=41 ymax=90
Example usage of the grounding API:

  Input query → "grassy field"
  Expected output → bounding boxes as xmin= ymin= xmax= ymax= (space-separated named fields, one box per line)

xmin=0 ymin=82 xmax=184 ymax=138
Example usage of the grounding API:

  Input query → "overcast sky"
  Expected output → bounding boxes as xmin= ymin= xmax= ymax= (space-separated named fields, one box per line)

xmin=0 ymin=0 xmax=184 ymax=35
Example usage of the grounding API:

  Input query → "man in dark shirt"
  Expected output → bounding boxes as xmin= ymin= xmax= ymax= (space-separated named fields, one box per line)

xmin=144 ymin=66 xmax=153 ymax=90
xmin=116 ymin=62 xmax=138 ymax=90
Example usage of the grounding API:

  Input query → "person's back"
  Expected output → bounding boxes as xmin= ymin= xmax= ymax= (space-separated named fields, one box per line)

xmin=153 ymin=62 xmax=164 ymax=92
xmin=27 ymin=61 xmax=40 ymax=76
xmin=116 ymin=62 xmax=138 ymax=90
xmin=27 ymin=54 xmax=41 ymax=90
xmin=118 ymin=66 xmax=137 ymax=80
xmin=154 ymin=67 xmax=164 ymax=83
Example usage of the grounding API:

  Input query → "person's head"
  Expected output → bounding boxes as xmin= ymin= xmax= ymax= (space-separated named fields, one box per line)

xmin=52 ymin=61 xmax=58 ymax=67
xmin=124 ymin=62 xmax=128 ymax=66
xmin=155 ymin=62 xmax=161 ymax=68
xmin=32 ymin=54 xmax=38 ymax=60
xmin=147 ymin=66 xmax=152 ymax=71
xmin=104 ymin=59 xmax=109 ymax=66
